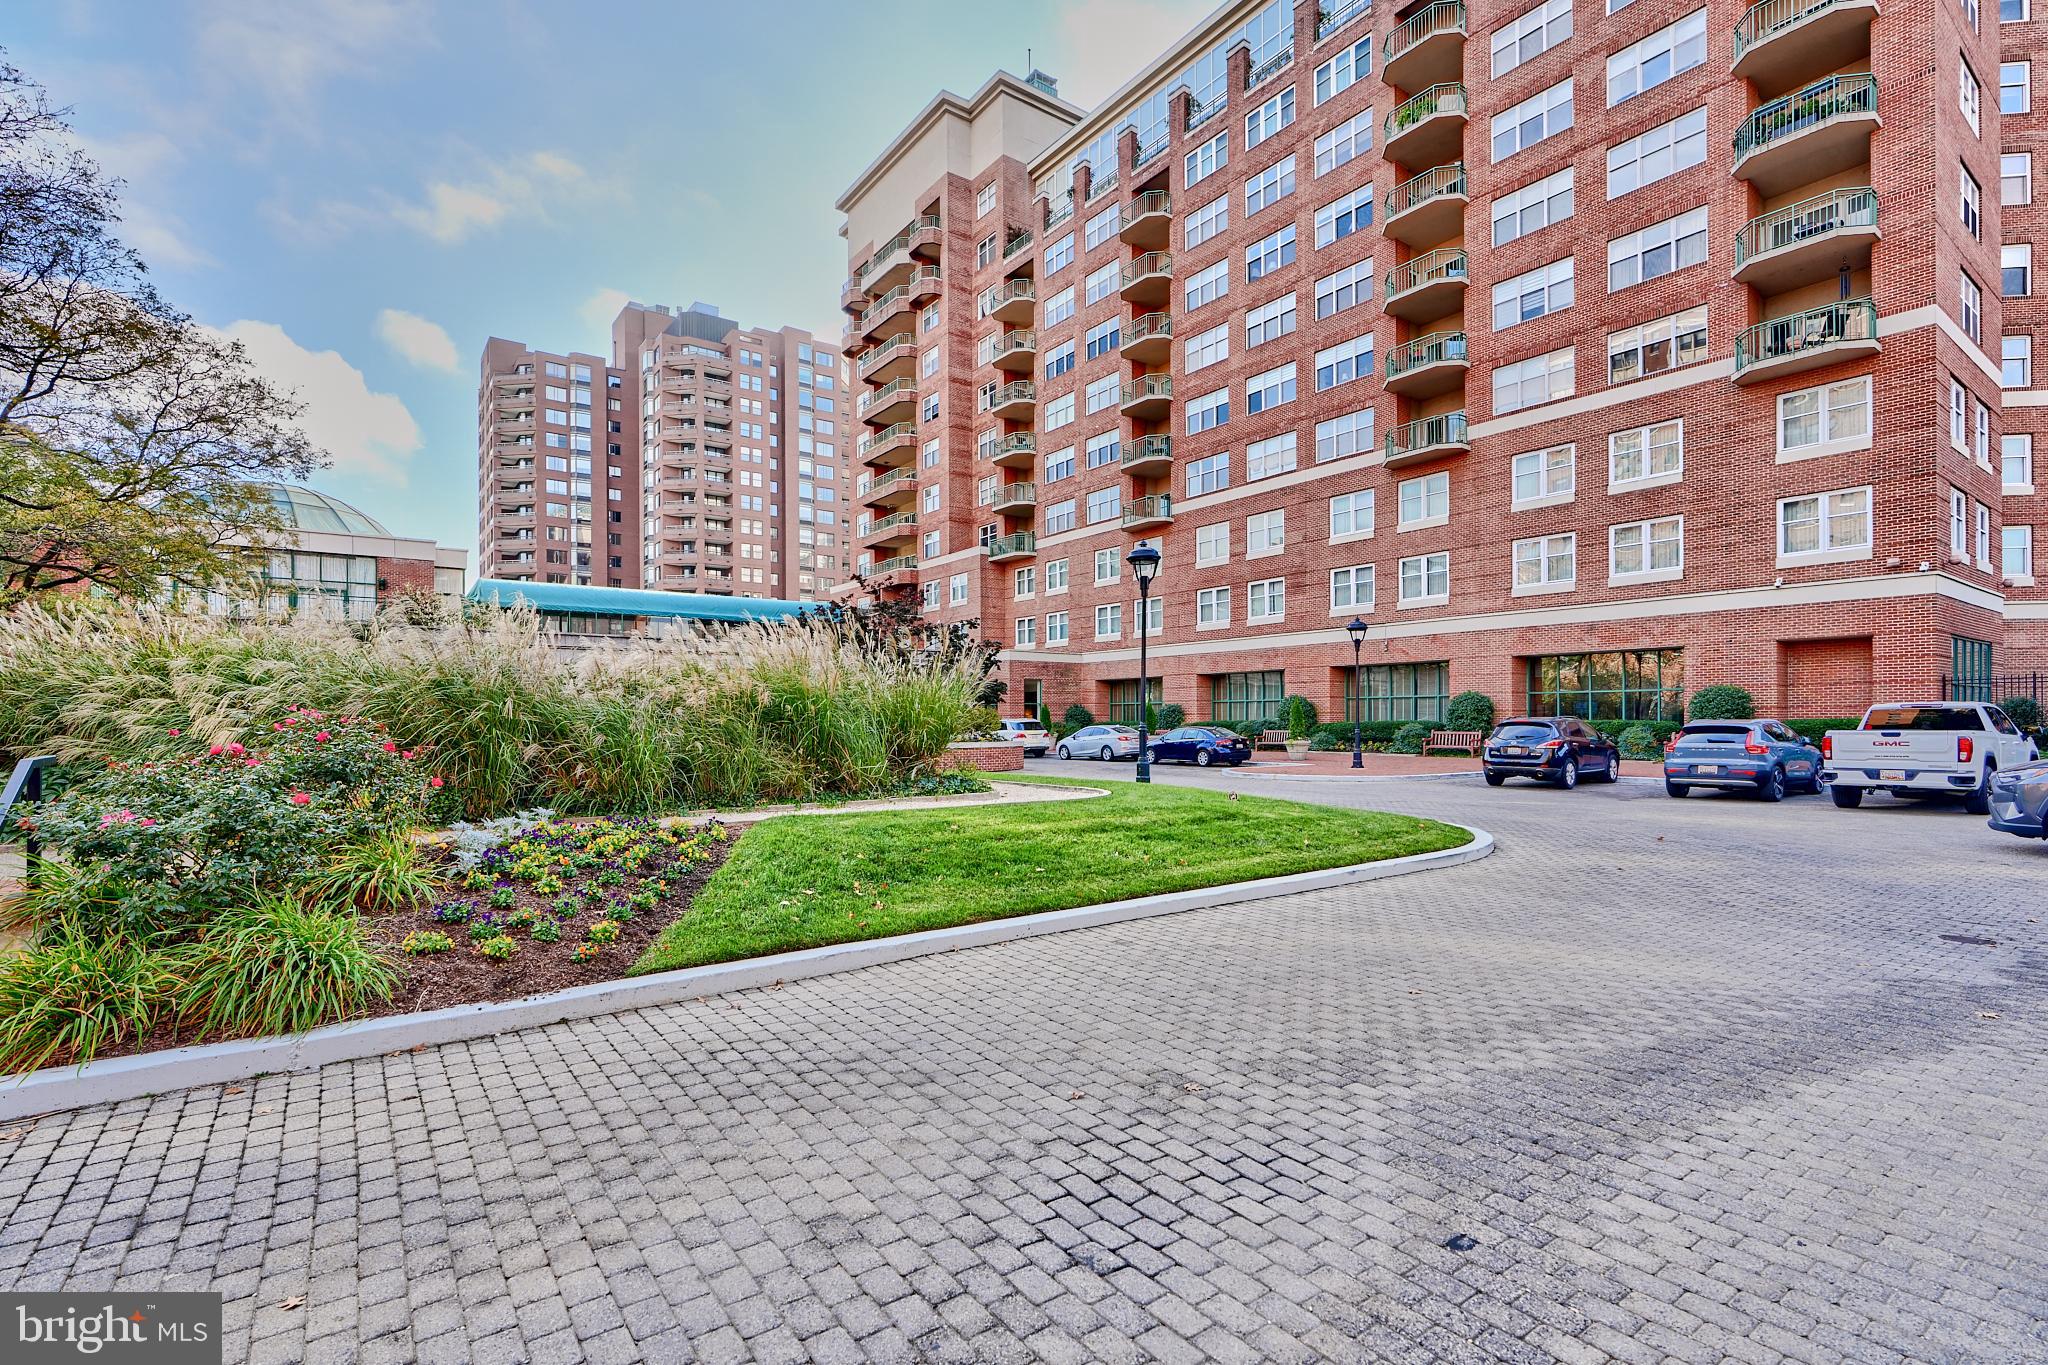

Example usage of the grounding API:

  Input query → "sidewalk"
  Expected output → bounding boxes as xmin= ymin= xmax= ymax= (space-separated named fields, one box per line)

xmin=1233 ymin=749 xmax=1668 ymax=778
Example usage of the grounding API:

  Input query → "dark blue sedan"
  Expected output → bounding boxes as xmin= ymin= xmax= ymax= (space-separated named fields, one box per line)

xmin=1988 ymin=759 xmax=2048 ymax=839
xmin=1146 ymin=726 xmax=1252 ymax=767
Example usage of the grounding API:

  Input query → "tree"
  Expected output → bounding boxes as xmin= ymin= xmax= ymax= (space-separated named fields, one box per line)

xmin=819 ymin=580 xmax=1005 ymax=707
xmin=0 ymin=54 xmax=322 ymax=604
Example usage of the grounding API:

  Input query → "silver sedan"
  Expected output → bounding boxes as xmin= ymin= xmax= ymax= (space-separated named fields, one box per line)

xmin=1055 ymin=724 xmax=1143 ymax=761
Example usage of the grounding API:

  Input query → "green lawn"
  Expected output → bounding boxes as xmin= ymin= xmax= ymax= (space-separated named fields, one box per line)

xmin=630 ymin=776 xmax=1469 ymax=974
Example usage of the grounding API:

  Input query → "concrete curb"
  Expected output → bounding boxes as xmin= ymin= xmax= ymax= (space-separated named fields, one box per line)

xmin=0 ymin=822 xmax=1493 ymax=1121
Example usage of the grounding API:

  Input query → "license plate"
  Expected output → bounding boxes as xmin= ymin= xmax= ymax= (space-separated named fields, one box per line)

xmin=1696 ymin=764 xmax=1719 ymax=775
xmin=1880 ymin=769 xmax=1906 ymax=782
xmin=1504 ymin=746 xmax=1527 ymax=756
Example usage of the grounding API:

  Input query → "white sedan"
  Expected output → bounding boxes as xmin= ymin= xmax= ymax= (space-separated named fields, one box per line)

xmin=1055 ymin=724 xmax=1143 ymax=761
xmin=998 ymin=718 xmax=1053 ymax=756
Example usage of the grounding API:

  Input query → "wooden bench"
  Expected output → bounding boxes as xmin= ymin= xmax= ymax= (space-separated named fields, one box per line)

xmin=1256 ymin=729 xmax=1290 ymax=752
xmin=1424 ymin=729 xmax=1483 ymax=755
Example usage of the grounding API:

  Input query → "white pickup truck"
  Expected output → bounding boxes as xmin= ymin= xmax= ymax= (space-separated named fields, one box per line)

xmin=1820 ymin=702 xmax=2039 ymax=813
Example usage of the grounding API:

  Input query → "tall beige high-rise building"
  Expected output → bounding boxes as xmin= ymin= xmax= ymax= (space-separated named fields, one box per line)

xmin=477 ymin=302 xmax=848 ymax=599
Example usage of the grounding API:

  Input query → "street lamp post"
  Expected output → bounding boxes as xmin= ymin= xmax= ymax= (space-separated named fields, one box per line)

xmin=1128 ymin=541 xmax=1161 ymax=784
xmin=1346 ymin=618 xmax=1369 ymax=769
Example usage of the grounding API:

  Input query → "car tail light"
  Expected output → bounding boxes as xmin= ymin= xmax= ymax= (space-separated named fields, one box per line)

xmin=1958 ymin=736 xmax=1974 ymax=763
xmin=1744 ymin=738 xmax=1769 ymax=755
xmin=1540 ymin=738 xmax=1565 ymax=749
xmin=1821 ymin=735 xmax=1833 ymax=760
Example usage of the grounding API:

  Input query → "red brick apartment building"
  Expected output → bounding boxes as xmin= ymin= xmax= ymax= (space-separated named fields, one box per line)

xmin=478 ymin=303 xmax=849 ymax=601
xmin=834 ymin=0 xmax=2046 ymax=729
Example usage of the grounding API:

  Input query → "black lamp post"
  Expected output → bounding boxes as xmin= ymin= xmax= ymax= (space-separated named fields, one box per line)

xmin=1128 ymin=540 xmax=1161 ymax=784
xmin=1346 ymin=617 xmax=1369 ymax=769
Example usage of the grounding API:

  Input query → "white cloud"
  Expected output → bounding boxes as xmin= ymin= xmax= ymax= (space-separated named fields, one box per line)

xmin=210 ymin=320 xmax=422 ymax=483
xmin=194 ymin=0 xmax=429 ymax=126
xmin=391 ymin=183 xmax=508 ymax=244
xmin=579 ymin=288 xmax=632 ymax=329
xmin=384 ymin=150 xmax=588 ymax=245
xmin=374 ymin=309 xmax=459 ymax=373
xmin=1048 ymin=0 xmax=1215 ymax=106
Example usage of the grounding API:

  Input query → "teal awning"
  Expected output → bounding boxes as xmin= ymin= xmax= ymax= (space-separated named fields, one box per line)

xmin=467 ymin=578 xmax=822 ymax=624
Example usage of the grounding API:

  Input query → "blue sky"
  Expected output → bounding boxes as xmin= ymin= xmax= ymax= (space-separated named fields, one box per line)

xmin=11 ymin=0 xmax=1211 ymax=562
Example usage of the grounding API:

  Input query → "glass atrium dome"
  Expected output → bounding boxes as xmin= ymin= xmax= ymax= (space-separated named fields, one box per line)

xmin=260 ymin=484 xmax=390 ymax=537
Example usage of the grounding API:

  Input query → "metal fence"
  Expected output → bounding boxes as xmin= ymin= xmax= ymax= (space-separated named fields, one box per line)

xmin=1942 ymin=673 xmax=2046 ymax=706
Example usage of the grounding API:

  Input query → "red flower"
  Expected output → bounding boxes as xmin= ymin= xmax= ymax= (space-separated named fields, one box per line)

xmin=273 ymin=722 xmax=285 ymax=731
xmin=209 ymin=745 xmax=223 ymax=757
xmin=226 ymin=742 xmax=246 ymax=756
xmin=288 ymin=791 xmax=311 ymax=805
xmin=315 ymin=731 xmax=331 ymax=743
xmin=168 ymin=728 xmax=181 ymax=737
xmin=429 ymin=776 xmax=445 ymax=789
xmin=401 ymin=749 xmax=415 ymax=761
xmin=383 ymin=742 xmax=398 ymax=753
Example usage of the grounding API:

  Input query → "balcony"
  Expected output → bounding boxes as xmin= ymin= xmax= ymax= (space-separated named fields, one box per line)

xmin=1247 ymin=47 xmax=1293 ymax=89
xmin=906 ymin=266 xmax=944 ymax=306
xmin=1120 ymin=374 xmax=1172 ymax=420
xmin=1123 ymin=312 xmax=1173 ymax=364
xmin=978 ymin=379 xmax=1032 ymax=423
xmin=859 ymin=377 xmax=917 ymax=426
xmin=1383 ymin=163 xmax=1467 ymax=246
xmin=990 ymin=329 xmax=1038 ymax=373
xmin=1733 ymin=0 xmax=1878 ymax=95
xmin=1383 ymin=84 xmax=1467 ymax=170
xmin=1121 ymin=434 xmax=1172 ymax=476
xmin=1733 ymin=73 xmax=1879 ymax=197
xmin=861 ymin=511 xmax=919 ymax=548
xmin=860 ymin=283 xmax=915 ymax=340
xmin=1385 ymin=412 xmax=1470 ymax=467
xmin=869 ymin=555 xmax=919 ymax=586
xmin=860 ymin=215 xmax=942 ymax=292
xmin=986 ymin=532 xmax=1037 ymax=564
xmin=1003 ymin=227 xmax=1035 ymax=268
xmin=1732 ymin=187 xmax=1879 ymax=293
xmin=986 ymin=278 xmax=1036 ymax=324
xmin=991 ymin=481 xmax=1036 ymax=515
xmin=988 ymin=432 xmax=1037 ymax=469
xmin=1385 ymin=331 xmax=1469 ymax=398
xmin=840 ymin=277 xmax=865 ymax=316
xmin=1132 ymin=135 xmax=1170 ymax=180
xmin=1384 ymin=1 xmax=1465 ymax=89
xmin=1120 ymin=252 xmax=1173 ymax=306
xmin=1320 ymin=0 xmax=1373 ymax=40
xmin=1121 ymin=495 xmax=1174 ymax=531
xmin=860 ymin=467 xmax=918 ymax=509
xmin=859 ymin=422 xmax=919 ymax=468
xmin=1732 ymin=297 xmax=1880 ymax=385
xmin=1385 ymin=248 xmax=1469 ymax=322
xmin=1120 ymin=190 xmax=1172 ymax=250
xmin=858 ymin=334 xmax=916 ymax=383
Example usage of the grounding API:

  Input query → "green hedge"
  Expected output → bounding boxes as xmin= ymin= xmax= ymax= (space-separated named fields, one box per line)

xmin=1785 ymin=718 xmax=1860 ymax=744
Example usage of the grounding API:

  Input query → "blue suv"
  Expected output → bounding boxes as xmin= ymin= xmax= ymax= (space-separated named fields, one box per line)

xmin=1663 ymin=719 xmax=1822 ymax=801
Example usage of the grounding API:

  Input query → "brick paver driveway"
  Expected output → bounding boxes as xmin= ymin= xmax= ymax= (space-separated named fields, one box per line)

xmin=2 ymin=769 xmax=2044 ymax=1364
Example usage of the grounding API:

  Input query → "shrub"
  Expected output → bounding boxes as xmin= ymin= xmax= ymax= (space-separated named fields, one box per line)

xmin=1688 ymin=685 xmax=1756 ymax=720
xmin=1278 ymin=695 xmax=1318 ymax=739
xmin=1061 ymin=704 xmax=1096 ymax=734
xmin=2000 ymin=695 xmax=2043 ymax=730
xmin=0 ymin=928 xmax=179 ymax=1072
xmin=172 ymin=897 xmax=398 ymax=1040
xmin=1616 ymin=725 xmax=1663 ymax=761
xmin=304 ymin=828 xmax=441 ymax=915
xmin=1785 ymin=717 xmax=1860 ymax=744
xmin=1391 ymin=723 xmax=1432 ymax=755
xmin=1153 ymin=702 xmax=1187 ymax=731
xmin=1444 ymin=691 xmax=1496 ymax=733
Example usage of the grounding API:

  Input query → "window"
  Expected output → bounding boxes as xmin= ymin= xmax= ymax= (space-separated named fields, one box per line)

xmin=1045 ymin=557 xmax=1069 ymax=592
xmin=2004 ymin=244 xmax=2033 ymax=297
xmin=1044 ymin=234 xmax=1075 ymax=273
xmin=1196 ymin=523 xmax=1229 ymax=565
xmin=1313 ymin=113 xmax=1374 ymax=181
xmin=1512 ymin=444 xmax=1575 ymax=507
xmin=1493 ymin=347 xmax=1575 ymax=414
xmin=1606 ymin=107 xmax=1707 ymax=197
xmin=1188 ymin=387 xmax=1230 ymax=434
xmin=1492 ymin=80 xmax=1574 ymax=162
xmin=1777 ymin=487 xmax=1872 ymax=562
xmin=1084 ymin=262 xmax=1120 ymax=307
xmin=1316 ymin=408 xmax=1374 ymax=462
xmin=1493 ymin=168 xmax=1574 ymax=246
xmin=1247 ymin=509 xmax=1286 ymax=556
xmin=1045 ymin=498 xmax=1076 ymax=534
xmin=1493 ymin=0 xmax=1572 ymax=77
xmin=1514 ymin=533 xmax=1577 ymax=592
xmin=1106 ymin=677 xmax=1161 ymax=723
xmin=1245 ymin=297 xmax=1295 ymax=350
xmin=1245 ymin=86 xmax=1295 ymax=148
xmin=1043 ymin=285 xmax=1075 ymax=327
xmin=1344 ymin=663 xmax=1449 ymax=723
xmin=1776 ymin=377 xmax=1871 ymax=458
xmin=1187 ymin=452 xmax=1231 ymax=496
xmin=2005 ymin=335 xmax=2034 ymax=388
xmin=1609 ymin=516 xmax=1683 ymax=580
xmin=1962 ymin=58 xmax=1982 ymax=131
xmin=1314 ymin=186 xmax=1373 ymax=248
xmin=1197 ymin=586 xmax=1232 ymax=627
xmin=1607 ymin=11 xmax=1706 ymax=106
xmin=1093 ymin=547 xmax=1121 ymax=584
xmin=1951 ymin=377 xmax=1970 ymax=450
xmin=977 ymin=181 xmax=997 ymax=216
xmin=1607 ymin=207 xmax=1708 ymax=291
xmin=1247 ymin=577 xmax=1287 ymax=621
xmin=1044 ymin=445 xmax=1076 ymax=482
xmin=1185 ymin=131 xmax=1227 ymax=186
xmin=1245 ymin=156 xmax=1296 ymax=215
xmin=1015 ymin=565 xmax=1037 ymax=598
xmin=950 ymin=573 xmax=970 ymax=605
xmin=1330 ymin=565 xmax=1375 ymax=611
xmin=1316 ymin=34 xmax=1373 ymax=102
xmin=2004 ymin=152 xmax=2034 ymax=205
xmin=1085 ymin=318 xmax=1121 ymax=363
xmin=2007 ymin=0 xmax=2033 ymax=19
xmin=1246 ymin=226 xmax=1297 ymax=283
xmin=1015 ymin=616 xmax=1037 ymax=647
xmin=1330 ymin=489 xmax=1374 ymax=539
xmin=1084 ymin=202 xmax=1120 ymax=250
xmin=1608 ymin=419 xmax=1683 ymax=489
xmin=1962 ymin=271 xmax=1983 ymax=342
xmin=1525 ymin=650 xmax=1683 ymax=721
xmin=1314 ymin=261 xmax=1371 ymax=318
xmin=1950 ymin=486 xmax=1971 ymax=557
xmin=976 ymin=234 xmax=998 ymax=269
xmin=1245 ymin=363 xmax=1297 ymax=414
xmin=1094 ymin=603 xmax=1123 ymax=639
xmin=1398 ymin=471 xmax=1450 ymax=527
xmin=1045 ymin=611 xmax=1069 ymax=644
xmin=1314 ymin=333 xmax=1373 ymax=390
xmin=1963 ymin=167 xmax=1982 ymax=238
xmin=2006 ymin=434 xmax=2036 ymax=489
xmin=1185 ymin=322 xmax=1230 ymax=372
xmin=1186 ymin=195 xmax=1228 ymax=249
xmin=1085 ymin=431 xmax=1120 ymax=469
xmin=1186 ymin=258 xmax=1230 ymax=310
xmin=1965 ymin=0 xmax=1980 ymax=28
xmin=2002 ymin=61 xmax=2031 ymax=114
xmin=1085 ymin=488 xmax=1120 ymax=525
xmin=2006 ymin=525 xmax=2035 ymax=579
xmin=1977 ymin=500 xmax=1993 ymax=565
xmin=1043 ymin=340 xmax=1075 ymax=379
xmin=1398 ymin=553 xmax=1450 ymax=605
xmin=1247 ymin=431 xmax=1298 ymax=478
xmin=1209 ymin=671 xmax=1284 ymax=726
xmin=1044 ymin=394 xmax=1075 ymax=430
xmin=1491 ymin=258 xmax=1574 ymax=330
xmin=1607 ymin=306 xmax=1708 ymax=383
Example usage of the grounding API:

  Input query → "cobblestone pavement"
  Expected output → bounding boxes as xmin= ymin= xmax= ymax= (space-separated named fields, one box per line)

xmin=2 ymin=769 xmax=2045 ymax=1364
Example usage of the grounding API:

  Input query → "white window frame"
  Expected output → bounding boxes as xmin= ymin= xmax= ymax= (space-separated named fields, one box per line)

xmin=1512 ymin=532 xmax=1577 ymax=596
xmin=1776 ymin=376 xmax=1872 ymax=461
xmin=1329 ymin=565 xmax=1376 ymax=614
xmin=1397 ymin=552 xmax=1450 ymax=608
xmin=1492 ymin=0 xmax=1572 ymax=78
xmin=1492 ymin=347 xmax=1575 ymax=415
xmin=1195 ymin=522 xmax=1229 ymax=565
xmin=1196 ymin=585 xmax=1233 ymax=629
xmin=1608 ymin=516 xmax=1684 ymax=583
xmin=1246 ymin=576 xmax=1287 ymax=622
xmin=1607 ymin=419 xmax=1684 ymax=492
xmin=1185 ymin=195 xmax=1228 ymax=249
xmin=1246 ymin=508 xmax=1287 ymax=558
xmin=1397 ymin=471 xmax=1451 ymax=530
xmin=1492 ymin=168 xmax=1574 ymax=247
xmin=1607 ymin=10 xmax=1707 ymax=107
xmin=1491 ymin=79 xmax=1573 ymax=163
xmin=1330 ymin=489 xmax=1375 ymax=544
xmin=1315 ymin=408 xmax=1374 ymax=463
xmin=1511 ymin=444 xmax=1576 ymax=510
xmin=1184 ymin=131 xmax=1227 ymax=186
xmin=1776 ymin=486 xmax=1873 ymax=566
xmin=1607 ymin=206 xmax=1709 ymax=292
xmin=1606 ymin=107 xmax=1707 ymax=198
xmin=1491 ymin=258 xmax=1575 ymax=331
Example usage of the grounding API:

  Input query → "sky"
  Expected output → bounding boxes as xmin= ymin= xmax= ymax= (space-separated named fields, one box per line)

xmin=9 ymin=0 xmax=1215 ymax=564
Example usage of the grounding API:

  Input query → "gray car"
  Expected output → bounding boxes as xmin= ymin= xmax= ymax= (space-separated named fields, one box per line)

xmin=1056 ymin=724 xmax=1143 ymax=761
xmin=1663 ymin=719 xmax=1822 ymax=801
xmin=1988 ymin=758 xmax=2048 ymax=839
